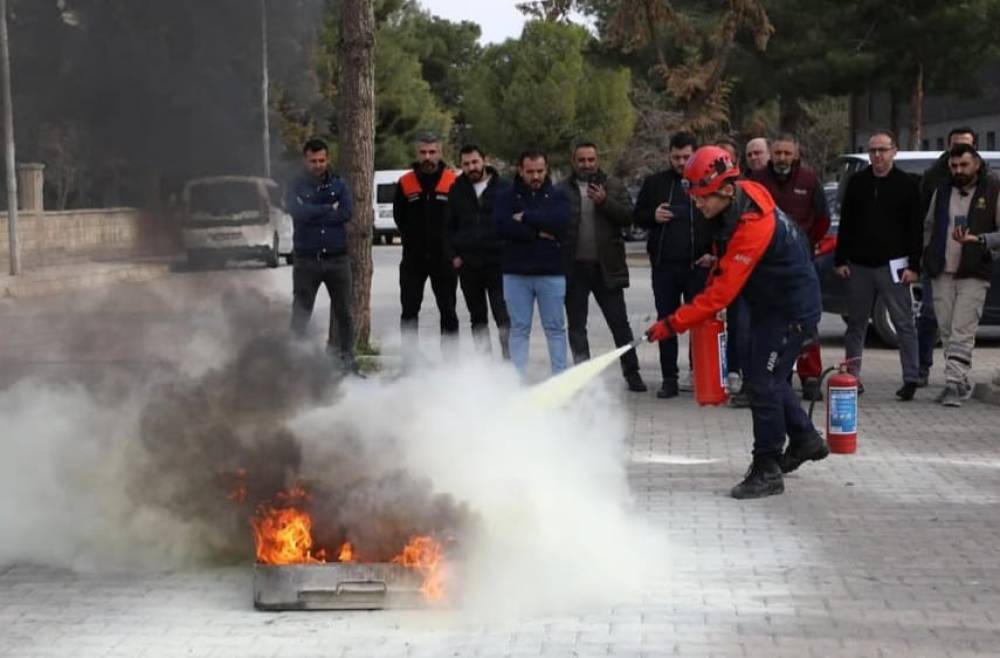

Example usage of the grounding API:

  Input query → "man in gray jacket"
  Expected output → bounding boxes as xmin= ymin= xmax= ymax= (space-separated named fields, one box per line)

xmin=559 ymin=141 xmax=646 ymax=392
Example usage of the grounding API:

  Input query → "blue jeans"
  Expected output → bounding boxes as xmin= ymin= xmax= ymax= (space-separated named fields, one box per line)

xmin=747 ymin=315 xmax=818 ymax=458
xmin=503 ymin=274 xmax=568 ymax=376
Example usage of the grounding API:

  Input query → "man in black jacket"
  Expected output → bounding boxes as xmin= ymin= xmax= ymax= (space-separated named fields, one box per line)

xmin=286 ymin=138 xmax=356 ymax=371
xmin=835 ymin=130 xmax=923 ymax=399
xmin=393 ymin=132 xmax=459 ymax=357
xmin=447 ymin=145 xmax=510 ymax=358
xmin=559 ymin=142 xmax=646 ymax=392
xmin=634 ymin=132 xmax=715 ymax=398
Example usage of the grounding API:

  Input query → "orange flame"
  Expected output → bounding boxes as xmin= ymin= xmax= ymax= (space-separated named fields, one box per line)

xmin=246 ymin=487 xmax=447 ymax=601
xmin=392 ymin=536 xmax=446 ymax=601
xmin=251 ymin=504 xmax=327 ymax=564
xmin=337 ymin=541 xmax=355 ymax=563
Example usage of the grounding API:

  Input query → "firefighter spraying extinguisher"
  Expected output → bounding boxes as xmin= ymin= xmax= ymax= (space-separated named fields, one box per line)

xmin=808 ymin=359 xmax=860 ymax=454
xmin=690 ymin=317 xmax=728 ymax=406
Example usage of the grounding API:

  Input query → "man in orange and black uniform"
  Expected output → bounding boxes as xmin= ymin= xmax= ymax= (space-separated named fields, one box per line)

xmin=646 ymin=146 xmax=830 ymax=500
xmin=750 ymin=134 xmax=831 ymax=401
xmin=393 ymin=132 xmax=459 ymax=355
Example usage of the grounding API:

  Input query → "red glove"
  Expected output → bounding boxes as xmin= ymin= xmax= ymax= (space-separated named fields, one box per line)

xmin=645 ymin=318 xmax=674 ymax=342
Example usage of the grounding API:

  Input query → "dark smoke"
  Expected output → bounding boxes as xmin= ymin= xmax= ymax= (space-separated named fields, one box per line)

xmin=131 ymin=334 xmax=474 ymax=564
xmin=0 ymin=280 xmax=473 ymax=567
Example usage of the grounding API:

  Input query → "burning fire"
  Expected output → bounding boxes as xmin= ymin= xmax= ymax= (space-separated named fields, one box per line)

xmin=247 ymin=484 xmax=447 ymax=601
xmin=251 ymin=503 xmax=327 ymax=564
xmin=392 ymin=535 xmax=446 ymax=601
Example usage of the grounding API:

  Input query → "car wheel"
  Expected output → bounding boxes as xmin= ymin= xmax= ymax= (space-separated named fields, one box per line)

xmin=872 ymin=297 xmax=899 ymax=348
xmin=384 ymin=233 xmax=394 ymax=245
xmin=266 ymin=234 xmax=280 ymax=268
xmin=284 ymin=253 xmax=294 ymax=265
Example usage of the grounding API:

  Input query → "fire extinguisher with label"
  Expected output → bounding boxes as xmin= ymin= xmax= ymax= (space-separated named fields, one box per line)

xmin=690 ymin=317 xmax=729 ymax=406
xmin=808 ymin=360 xmax=860 ymax=454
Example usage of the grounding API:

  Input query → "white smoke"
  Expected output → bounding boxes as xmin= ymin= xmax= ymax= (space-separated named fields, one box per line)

xmin=293 ymin=357 xmax=668 ymax=616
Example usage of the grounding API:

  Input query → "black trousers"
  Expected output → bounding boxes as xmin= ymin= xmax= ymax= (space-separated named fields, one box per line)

xmin=291 ymin=254 xmax=354 ymax=357
xmin=651 ymin=261 xmax=707 ymax=382
xmin=565 ymin=261 xmax=639 ymax=377
xmin=399 ymin=254 xmax=459 ymax=335
xmin=458 ymin=260 xmax=509 ymax=329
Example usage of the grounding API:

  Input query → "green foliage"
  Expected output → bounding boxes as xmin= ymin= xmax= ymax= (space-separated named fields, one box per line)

xmin=464 ymin=21 xmax=634 ymax=167
xmin=373 ymin=26 xmax=452 ymax=167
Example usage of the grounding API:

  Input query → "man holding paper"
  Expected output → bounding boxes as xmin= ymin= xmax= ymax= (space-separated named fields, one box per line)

xmin=834 ymin=130 xmax=923 ymax=400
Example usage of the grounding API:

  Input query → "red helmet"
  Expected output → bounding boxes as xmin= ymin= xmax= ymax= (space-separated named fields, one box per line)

xmin=682 ymin=146 xmax=740 ymax=197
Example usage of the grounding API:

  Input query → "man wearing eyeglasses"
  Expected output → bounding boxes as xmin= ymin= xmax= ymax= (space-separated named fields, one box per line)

xmin=834 ymin=130 xmax=924 ymax=400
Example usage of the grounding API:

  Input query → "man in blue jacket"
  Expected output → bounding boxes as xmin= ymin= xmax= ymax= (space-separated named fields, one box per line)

xmin=286 ymin=138 xmax=355 ymax=371
xmin=494 ymin=150 xmax=570 ymax=377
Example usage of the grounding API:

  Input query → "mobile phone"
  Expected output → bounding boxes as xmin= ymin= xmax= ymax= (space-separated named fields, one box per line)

xmin=955 ymin=214 xmax=968 ymax=229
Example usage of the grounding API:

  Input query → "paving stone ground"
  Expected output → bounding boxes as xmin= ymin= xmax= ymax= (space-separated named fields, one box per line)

xmin=1 ymin=249 xmax=999 ymax=657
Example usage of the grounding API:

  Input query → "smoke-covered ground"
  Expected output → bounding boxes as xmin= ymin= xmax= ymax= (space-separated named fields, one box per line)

xmin=0 ymin=281 xmax=667 ymax=616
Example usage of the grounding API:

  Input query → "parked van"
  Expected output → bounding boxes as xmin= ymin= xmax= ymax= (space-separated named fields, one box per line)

xmin=181 ymin=176 xmax=293 ymax=268
xmin=373 ymin=169 xmax=407 ymax=245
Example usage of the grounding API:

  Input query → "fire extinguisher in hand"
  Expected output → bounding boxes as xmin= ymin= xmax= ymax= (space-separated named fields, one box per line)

xmin=690 ymin=317 xmax=729 ymax=406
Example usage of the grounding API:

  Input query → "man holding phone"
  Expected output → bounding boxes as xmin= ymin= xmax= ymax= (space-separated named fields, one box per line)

xmin=922 ymin=143 xmax=1000 ymax=406
xmin=634 ymin=132 xmax=715 ymax=398
xmin=560 ymin=141 xmax=647 ymax=392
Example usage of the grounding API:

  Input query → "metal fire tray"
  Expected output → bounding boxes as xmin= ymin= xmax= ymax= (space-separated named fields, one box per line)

xmin=253 ymin=562 xmax=427 ymax=611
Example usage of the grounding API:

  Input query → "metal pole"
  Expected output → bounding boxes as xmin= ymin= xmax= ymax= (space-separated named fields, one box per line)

xmin=0 ymin=0 xmax=19 ymax=275
xmin=260 ymin=0 xmax=271 ymax=178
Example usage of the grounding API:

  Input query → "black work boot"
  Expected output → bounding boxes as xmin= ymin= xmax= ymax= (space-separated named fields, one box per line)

xmin=730 ymin=456 xmax=784 ymax=499
xmin=781 ymin=431 xmax=830 ymax=474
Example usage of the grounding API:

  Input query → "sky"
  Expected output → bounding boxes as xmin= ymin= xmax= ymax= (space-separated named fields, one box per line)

xmin=417 ymin=0 xmax=590 ymax=44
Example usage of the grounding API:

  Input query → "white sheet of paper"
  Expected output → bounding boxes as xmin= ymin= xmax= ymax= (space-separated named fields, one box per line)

xmin=889 ymin=256 xmax=909 ymax=283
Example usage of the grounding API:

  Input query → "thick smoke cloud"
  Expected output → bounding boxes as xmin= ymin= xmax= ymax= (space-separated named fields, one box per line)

xmin=0 ymin=283 xmax=666 ymax=614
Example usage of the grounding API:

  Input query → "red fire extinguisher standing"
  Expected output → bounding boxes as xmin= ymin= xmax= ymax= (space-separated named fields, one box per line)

xmin=690 ymin=317 xmax=728 ymax=406
xmin=825 ymin=362 xmax=859 ymax=454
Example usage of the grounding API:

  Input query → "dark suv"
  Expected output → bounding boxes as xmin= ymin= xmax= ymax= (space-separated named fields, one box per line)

xmin=819 ymin=151 xmax=1000 ymax=346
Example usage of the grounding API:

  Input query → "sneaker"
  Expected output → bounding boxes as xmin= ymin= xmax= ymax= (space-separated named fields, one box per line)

xmin=916 ymin=373 xmax=929 ymax=388
xmin=678 ymin=370 xmax=694 ymax=392
xmin=625 ymin=372 xmax=648 ymax=393
xmin=801 ymin=377 xmax=823 ymax=402
xmin=937 ymin=384 xmax=962 ymax=407
xmin=958 ymin=382 xmax=974 ymax=400
xmin=730 ymin=457 xmax=784 ymax=499
xmin=780 ymin=431 xmax=830 ymax=474
xmin=727 ymin=372 xmax=743 ymax=394
xmin=857 ymin=381 xmax=865 ymax=396
xmin=895 ymin=382 xmax=917 ymax=401
xmin=657 ymin=380 xmax=679 ymax=399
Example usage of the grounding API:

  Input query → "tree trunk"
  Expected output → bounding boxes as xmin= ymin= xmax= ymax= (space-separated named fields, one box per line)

xmin=909 ymin=63 xmax=923 ymax=150
xmin=337 ymin=0 xmax=376 ymax=350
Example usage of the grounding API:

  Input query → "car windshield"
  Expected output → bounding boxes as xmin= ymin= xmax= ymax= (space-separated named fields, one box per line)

xmin=188 ymin=182 xmax=260 ymax=217
xmin=376 ymin=183 xmax=395 ymax=204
